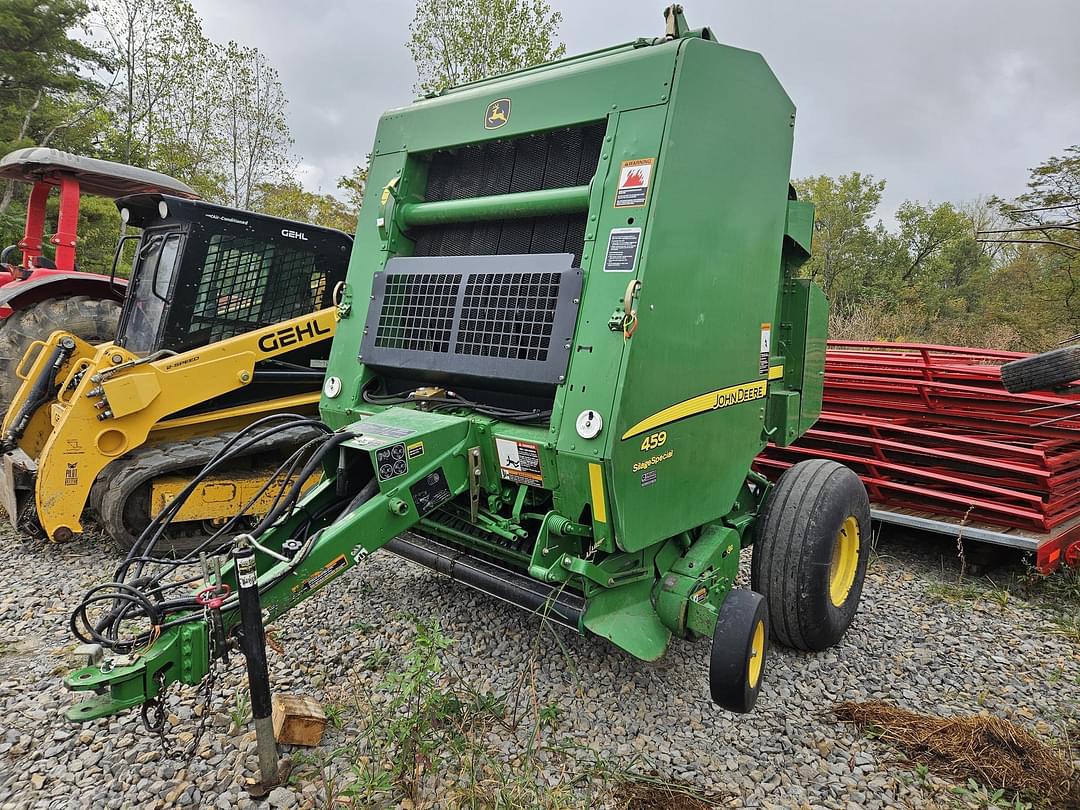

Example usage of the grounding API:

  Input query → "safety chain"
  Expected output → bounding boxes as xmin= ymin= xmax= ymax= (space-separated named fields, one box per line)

xmin=141 ymin=596 xmax=224 ymax=763
xmin=141 ymin=659 xmax=221 ymax=763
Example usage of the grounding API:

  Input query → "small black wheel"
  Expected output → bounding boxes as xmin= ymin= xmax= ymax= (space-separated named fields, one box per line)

xmin=1000 ymin=345 xmax=1080 ymax=393
xmin=709 ymin=589 xmax=768 ymax=713
xmin=751 ymin=459 xmax=870 ymax=651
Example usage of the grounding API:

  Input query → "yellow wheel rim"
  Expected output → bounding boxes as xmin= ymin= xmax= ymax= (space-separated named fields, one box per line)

xmin=747 ymin=619 xmax=765 ymax=689
xmin=829 ymin=515 xmax=861 ymax=607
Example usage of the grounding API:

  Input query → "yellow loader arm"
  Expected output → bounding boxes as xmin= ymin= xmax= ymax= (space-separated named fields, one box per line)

xmin=11 ymin=308 xmax=336 ymax=541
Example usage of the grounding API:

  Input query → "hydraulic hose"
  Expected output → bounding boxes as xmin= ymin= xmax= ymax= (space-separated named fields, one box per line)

xmin=2 ymin=337 xmax=76 ymax=450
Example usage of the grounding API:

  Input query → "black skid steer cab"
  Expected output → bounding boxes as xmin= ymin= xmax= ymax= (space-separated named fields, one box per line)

xmin=0 ymin=193 xmax=353 ymax=552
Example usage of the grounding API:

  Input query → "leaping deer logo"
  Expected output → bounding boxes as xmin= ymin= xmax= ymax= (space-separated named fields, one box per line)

xmin=485 ymin=98 xmax=511 ymax=129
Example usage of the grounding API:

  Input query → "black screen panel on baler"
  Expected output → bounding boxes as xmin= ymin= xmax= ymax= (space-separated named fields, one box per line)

xmin=360 ymin=254 xmax=582 ymax=394
xmin=410 ymin=122 xmax=604 ymax=267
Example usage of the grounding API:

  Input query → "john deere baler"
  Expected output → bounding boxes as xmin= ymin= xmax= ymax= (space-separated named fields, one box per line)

xmin=66 ymin=8 xmax=869 ymax=744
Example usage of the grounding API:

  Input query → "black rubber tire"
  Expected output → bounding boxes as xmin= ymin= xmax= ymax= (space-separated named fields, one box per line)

xmin=0 ymin=295 xmax=120 ymax=410
xmin=750 ymin=459 xmax=870 ymax=651
xmin=709 ymin=589 xmax=769 ymax=713
xmin=1000 ymin=345 xmax=1080 ymax=394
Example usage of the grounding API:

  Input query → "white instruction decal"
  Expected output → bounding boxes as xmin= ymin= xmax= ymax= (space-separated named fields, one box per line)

xmin=759 ymin=323 xmax=771 ymax=375
xmin=604 ymin=228 xmax=641 ymax=273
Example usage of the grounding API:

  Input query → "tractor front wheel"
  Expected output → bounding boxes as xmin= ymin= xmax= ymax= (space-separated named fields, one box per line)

xmin=709 ymin=589 xmax=769 ymax=713
xmin=0 ymin=296 xmax=121 ymax=411
xmin=751 ymin=459 xmax=870 ymax=651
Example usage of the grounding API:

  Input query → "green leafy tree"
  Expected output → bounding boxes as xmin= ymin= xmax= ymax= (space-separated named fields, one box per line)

xmin=219 ymin=42 xmax=294 ymax=209
xmin=97 ymin=0 xmax=294 ymax=206
xmin=986 ymin=145 xmax=1080 ymax=347
xmin=255 ymin=180 xmax=358 ymax=233
xmin=337 ymin=164 xmax=368 ymax=213
xmin=794 ymin=173 xmax=889 ymax=306
xmin=0 ymin=0 xmax=108 ymax=222
xmin=408 ymin=0 xmax=566 ymax=93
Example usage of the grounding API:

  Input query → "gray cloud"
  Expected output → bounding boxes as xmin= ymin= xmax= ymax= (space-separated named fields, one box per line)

xmin=191 ymin=0 xmax=1080 ymax=217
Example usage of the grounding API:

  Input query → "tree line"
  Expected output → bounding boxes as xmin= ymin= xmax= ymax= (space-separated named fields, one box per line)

xmin=1 ymin=0 xmax=1075 ymax=352
xmin=0 ymin=0 xmax=360 ymax=272
xmin=797 ymin=149 xmax=1079 ymax=352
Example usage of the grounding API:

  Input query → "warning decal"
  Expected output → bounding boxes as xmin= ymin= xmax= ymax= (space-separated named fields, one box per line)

xmin=495 ymin=437 xmax=544 ymax=486
xmin=604 ymin=227 xmax=641 ymax=273
xmin=410 ymin=468 xmax=453 ymax=516
xmin=759 ymin=323 xmax=771 ymax=375
xmin=614 ymin=158 xmax=654 ymax=208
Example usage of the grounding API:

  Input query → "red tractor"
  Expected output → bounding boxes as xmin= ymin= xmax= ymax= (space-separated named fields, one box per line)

xmin=0 ymin=147 xmax=198 ymax=407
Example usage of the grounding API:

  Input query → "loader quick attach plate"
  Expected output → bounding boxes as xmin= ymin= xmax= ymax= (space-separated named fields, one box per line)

xmin=360 ymin=254 xmax=582 ymax=390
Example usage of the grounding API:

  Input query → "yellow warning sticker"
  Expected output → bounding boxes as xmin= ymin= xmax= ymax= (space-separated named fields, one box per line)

xmin=614 ymin=158 xmax=655 ymax=208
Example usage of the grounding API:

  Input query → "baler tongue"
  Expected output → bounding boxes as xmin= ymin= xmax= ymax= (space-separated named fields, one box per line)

xmin=66 ymin=407 xmax=477 ymax=721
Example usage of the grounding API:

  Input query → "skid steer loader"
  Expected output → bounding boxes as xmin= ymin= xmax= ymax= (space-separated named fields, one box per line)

xmin=0 ymin=192 xmax=351 ymax=551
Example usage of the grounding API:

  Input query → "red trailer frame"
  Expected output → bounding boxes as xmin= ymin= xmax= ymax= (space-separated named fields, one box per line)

xmin=756 ymin=341 xmax=1080 ymax=573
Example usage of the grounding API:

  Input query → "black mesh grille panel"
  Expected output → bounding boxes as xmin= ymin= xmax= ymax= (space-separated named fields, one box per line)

xmin=187 ymin=233 xmax=330 ymax=343
xmin=361 ymin=254 xmax=582 ymax=392
xmin=374 ymin=273 xmax=462 ymax=353
xmin=455 ymin=271 xmax=560 ymax=361
xmin=410 ymin=122 xmax=604 ymax=267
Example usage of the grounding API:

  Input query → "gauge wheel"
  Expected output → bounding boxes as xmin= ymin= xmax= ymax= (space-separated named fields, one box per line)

xmin=709 ymin=588 xmax=769 ymax=713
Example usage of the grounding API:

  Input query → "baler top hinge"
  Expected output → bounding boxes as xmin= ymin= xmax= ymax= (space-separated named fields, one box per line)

xmin=664 ymin=5 xmax=689 ymax=38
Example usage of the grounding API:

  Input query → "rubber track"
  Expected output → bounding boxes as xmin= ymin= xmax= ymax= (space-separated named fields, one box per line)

xmin=90 ymin=425 xmax=325 ymax=552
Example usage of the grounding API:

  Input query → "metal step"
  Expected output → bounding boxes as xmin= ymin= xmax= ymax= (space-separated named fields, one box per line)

xmin=385 ymin=531 xmax=586 ymax=631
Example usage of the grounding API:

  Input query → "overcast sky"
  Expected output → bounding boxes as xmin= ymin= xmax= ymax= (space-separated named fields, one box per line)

xmin=190 ymin=0 xmax=1080 ymax=221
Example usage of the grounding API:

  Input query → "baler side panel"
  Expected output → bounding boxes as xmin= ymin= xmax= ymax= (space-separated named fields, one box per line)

xmin=553 ymin=103 xmax=670 ymax=535
xmin=608 ymin=39 xmax=797 ymax=552
xmin=321 ymin=150 xmax=411 ymax=430
xmin=799 ymin=281 xmax=828 ymax=434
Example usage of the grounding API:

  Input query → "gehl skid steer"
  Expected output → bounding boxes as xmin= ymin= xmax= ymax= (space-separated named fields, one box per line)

xmin=0 ymin=194 xmax=351 ymax=551
xmin=64 ymin=7 xmax=870 ymax=781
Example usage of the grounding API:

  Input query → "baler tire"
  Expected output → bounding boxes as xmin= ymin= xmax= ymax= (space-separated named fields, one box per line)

xmin=750 ymin=459 xmax=870 ymax=651
xmin=709 ymin=589 xmax=769 ymax=713
xmin=999 ymin=346 xmax=1080 ymax=393
xmin=0 ymin=296 xmax=120 ymax=411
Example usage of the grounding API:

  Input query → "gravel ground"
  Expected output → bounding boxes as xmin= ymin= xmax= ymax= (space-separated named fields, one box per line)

xmin=0 ymin=525 xmax=1076 ymax=809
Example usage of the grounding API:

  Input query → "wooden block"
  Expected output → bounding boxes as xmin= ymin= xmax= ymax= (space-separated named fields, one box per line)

xmin=271 ymin=693 xmax=327 ymax=747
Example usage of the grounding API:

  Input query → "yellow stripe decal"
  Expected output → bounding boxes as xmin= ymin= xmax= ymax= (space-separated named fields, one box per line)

xmin=621 ymin=379 xmax=768 ymax=440
xmin=588 ymin=463 xmax=607 ymax=523
xmin=768 ymin=364 xmax=784 ymax=381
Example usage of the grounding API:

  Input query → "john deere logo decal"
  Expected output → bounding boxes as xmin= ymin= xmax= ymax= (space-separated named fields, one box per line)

xmin=485 ymin=98 xmax=510 ymax=129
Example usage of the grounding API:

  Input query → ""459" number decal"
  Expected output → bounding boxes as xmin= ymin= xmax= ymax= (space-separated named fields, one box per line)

xmin=639 ymin=431 xmax=667 ymax=452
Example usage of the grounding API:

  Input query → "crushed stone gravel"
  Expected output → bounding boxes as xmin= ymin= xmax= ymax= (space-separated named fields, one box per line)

xmin=0 ymin=526 xmax=1075 ymax=809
